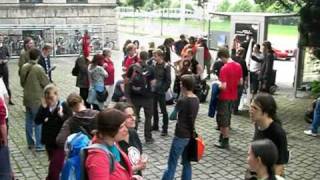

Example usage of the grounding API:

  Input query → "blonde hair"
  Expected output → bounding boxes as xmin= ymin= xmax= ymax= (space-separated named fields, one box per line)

xmin=43 ymin=84 xmax=58 ymax=97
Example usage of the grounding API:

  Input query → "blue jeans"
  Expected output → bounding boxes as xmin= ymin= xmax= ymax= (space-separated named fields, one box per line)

xmin=25 ymin=106 xmax=43 ymax=148
xmin=162 ymin=137 xmax=191 ymax=180
xmin=311 ymin=99 xmax=320 ymax=133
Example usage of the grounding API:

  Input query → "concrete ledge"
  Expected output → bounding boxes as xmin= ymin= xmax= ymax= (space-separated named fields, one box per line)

xmin=45 ymin=18 xmax=66 ymax=24
xmin=19 ymin=18 xmax=45 ymax=24
xmin=0 ymin=3 xmax=116 ymax=8
xmin=66 ymin=17 xmax=90 ymax=24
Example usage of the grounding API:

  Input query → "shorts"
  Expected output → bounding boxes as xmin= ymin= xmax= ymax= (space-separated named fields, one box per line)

xmin=216 ymin=100 xmax=233 ymax=128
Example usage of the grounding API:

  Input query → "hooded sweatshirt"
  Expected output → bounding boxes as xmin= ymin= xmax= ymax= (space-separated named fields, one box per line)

xmin=56 ymin=109 xmax=98 ymax=147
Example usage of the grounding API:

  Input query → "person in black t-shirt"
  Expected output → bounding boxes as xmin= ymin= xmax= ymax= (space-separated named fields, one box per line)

xmin=115 ymin=102 xmax=146 ymax=176
xmin=162 ymin=74 xmax=199 ymax=180
xmin=249 ymin=93 xmax=289 ymax=177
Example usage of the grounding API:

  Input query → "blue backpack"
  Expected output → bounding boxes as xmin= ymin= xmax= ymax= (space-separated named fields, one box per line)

xmin=60 ymin=132 xmax=115 ymax=180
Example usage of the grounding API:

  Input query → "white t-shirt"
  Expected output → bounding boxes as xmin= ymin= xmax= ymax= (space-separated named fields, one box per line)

xmin=250 ymin=52 xmax=263 ymax=72
xmin=0 ymin=77 xmax=8 ymax=118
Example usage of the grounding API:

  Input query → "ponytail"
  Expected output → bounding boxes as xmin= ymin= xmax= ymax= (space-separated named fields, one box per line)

xmin=267 ymin=166 xmax=276 ymax=180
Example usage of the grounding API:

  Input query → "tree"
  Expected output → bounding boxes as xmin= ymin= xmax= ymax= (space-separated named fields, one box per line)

xmin=228 ymin=0 xmax=253 ymax=12
xmin=126 ymin=0 xmax=145 ymax=34
xmin=254 ymin=0 xmax=307 ymax=12
xmin=216 ymin=0 xmax=231 ymax=12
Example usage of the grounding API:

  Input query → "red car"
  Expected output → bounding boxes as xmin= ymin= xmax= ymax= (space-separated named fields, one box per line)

xmin=273 ymin=48 xmax=295 ymax=60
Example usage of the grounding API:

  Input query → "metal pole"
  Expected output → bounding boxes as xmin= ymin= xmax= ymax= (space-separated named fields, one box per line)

xmin=53 ymin=26 xmax=56 ymax=59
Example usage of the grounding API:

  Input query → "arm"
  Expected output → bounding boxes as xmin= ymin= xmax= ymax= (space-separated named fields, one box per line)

xmin=196 ymin=64 xmax=203 ymax=76
xmin=38 ymin=68 xmax=50 ymax=88
xmin=0 ymin=99 xmax=7 ymax=146
xmin=251 ymin=55 xmax=263 ymax=63
xmin=164 ymin=65 xmax=171 ymax=91
xmin=34 ymin=105 xmax=47 ymax=125
xmin=86 ymin=151 xmax=111 ymax=180
xmin=72 ymin=59 xmax=80 ymax=76
xmin=56 ymin=119 xmax=72 ymax=147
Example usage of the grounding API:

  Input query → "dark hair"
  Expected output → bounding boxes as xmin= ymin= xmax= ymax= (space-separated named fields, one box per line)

xmin=163 ymin=38 xmax=174 ymax=47
xmin=237 ymin=47 xmax=246 ymax=58
xmin=42 ymin=44 xmax=52 ymax=50
xmin=188 ymin=36 xmax=196 ymax=44
xmin=180 ymin=34 xmax=185 ymax=39
xmin=23 ymin=37 xmax=33 ymax=50
xmin=113 ymin=102 xmax=135 ymax=113
xmin=181 ymin=74 xmax=195 ymax=91
xmin=123 ymin=40 xmax=132 ymax=54
xmin=255 ymin=44 xmax=261 ymax=50
xmin=29 ymin=48 xmax=41 ymax=60
xmin=139 ymin=51 xmax=149 ymax=61
xmin=153 ymin=49 xmax=164 ymax=57
xmin=217 ymin=47 xmax=230 ymax=59
xmin=133 ymin=40 xmax=140 ymax=49
xmin=96 ymin=108 xmax=126 ymax=137
xmin=251 ymin=139 xmax=278 ymax=180
xmin=263 ymin=41 xmax=274 ymax=53
xmin=253 ymin=93 xmax=281 ymax=125
xmin=92 ymin=54 xmax=104 ymax=66
xmin=67 ymin=92 xmax=83 ymax=108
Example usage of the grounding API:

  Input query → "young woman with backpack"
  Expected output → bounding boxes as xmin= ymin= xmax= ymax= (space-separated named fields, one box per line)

xmin=247 ymin=139 xmax=285 ymax=180
xmin=85 ymin=108 xmax=143 ymax=180
xmin=34 ymin=84 xmax=72 ymax=180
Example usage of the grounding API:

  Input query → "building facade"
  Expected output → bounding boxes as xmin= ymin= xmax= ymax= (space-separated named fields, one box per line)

xmin=0 ymin=0 xmax=118 ymax=55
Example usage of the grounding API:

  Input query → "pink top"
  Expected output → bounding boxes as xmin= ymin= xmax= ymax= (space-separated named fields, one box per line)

xmin=86 ymin=142 xmax=133 ymax=180
xmin=123 ymin=56 xmax=139 ymax=72
xmin=219 ymin=60 xmax=242 ymax=101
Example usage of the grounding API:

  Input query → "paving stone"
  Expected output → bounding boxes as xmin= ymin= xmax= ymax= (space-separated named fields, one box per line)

xmin=5 ymin=54 xmax=320 ymax=180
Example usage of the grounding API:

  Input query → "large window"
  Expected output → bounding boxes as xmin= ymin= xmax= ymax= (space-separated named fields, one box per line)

xmin=67 ymin=0 xmax=88 ymax=3
xmin=20 ymin=0 xmax=43 ymax=3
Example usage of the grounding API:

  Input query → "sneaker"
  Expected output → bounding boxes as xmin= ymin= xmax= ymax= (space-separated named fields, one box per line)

xmin=35 ymin=146 xmax=46 ymax=152
xmin=304 ymin=130 xmax=317 ymax=137
xmin=145 ymin=138 xmax=155 ymax=144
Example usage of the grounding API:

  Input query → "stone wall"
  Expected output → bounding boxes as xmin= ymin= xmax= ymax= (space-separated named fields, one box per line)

xmin=0 ymin=1 xmax=118 ymax=51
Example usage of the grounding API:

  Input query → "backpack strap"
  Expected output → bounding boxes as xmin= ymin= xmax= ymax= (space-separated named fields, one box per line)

xmin=80 ymin=143 xmax=116 ymax=180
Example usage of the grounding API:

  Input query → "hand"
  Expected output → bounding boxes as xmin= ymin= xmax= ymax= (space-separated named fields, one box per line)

xmin=57 ymin=106 xmax=63 ymax=117
xmin=132 ymin=175 xmax=143 ymax=180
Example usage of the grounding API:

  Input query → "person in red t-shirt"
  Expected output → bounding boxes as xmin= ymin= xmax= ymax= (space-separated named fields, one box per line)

xmin=122 ymin=43 xmax=138 ymax=72
xmin=102 ymin=48 xmax=115 ymax=107
xmin=215 ymin=47 xmax=242 ymax=149
xmin=81 ymin=30 xmax=91 ymax=58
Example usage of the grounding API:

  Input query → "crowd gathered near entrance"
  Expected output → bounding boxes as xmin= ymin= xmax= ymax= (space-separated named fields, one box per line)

xmin=2 ymin=31 xmax=312 ymax=180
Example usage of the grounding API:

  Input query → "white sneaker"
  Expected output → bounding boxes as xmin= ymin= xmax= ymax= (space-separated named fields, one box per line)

xmin=304 ymin=130 xmax=317 ymax=137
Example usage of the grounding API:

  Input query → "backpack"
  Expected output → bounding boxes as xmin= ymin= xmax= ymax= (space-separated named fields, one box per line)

xmin=60 ymin=132 xmax=115 ymax=180
xmin=129 ymin=64 xmax=148 ymax=96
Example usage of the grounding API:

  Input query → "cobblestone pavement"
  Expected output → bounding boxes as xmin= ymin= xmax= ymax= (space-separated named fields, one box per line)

xmin=6 ymin=55 xmax=320 ymax=180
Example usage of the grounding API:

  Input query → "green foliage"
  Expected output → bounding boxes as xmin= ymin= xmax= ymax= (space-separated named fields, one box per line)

xmin=254 ymin=0 xmax=307 ymax=12
xmin=251 ymin=4 xmax=263 ymax=12
xmin=216 ymin=0 xmax=231 ymax=12
xmin=143 ymin=0 xmax=156 ymax=10
xmin=228 ymin=0 xmax=253 ymax=12
xmin=266 ymin=2 xmax=287 ymax=13
xmin=126 ymin=0 xmax=145 ymax=9
xmin=311 ymin=80 xmax=320 ymax=96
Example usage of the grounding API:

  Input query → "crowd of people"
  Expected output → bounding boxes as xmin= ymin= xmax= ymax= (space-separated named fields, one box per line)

xmin=0 ymin=32 xmax=292 ymax=180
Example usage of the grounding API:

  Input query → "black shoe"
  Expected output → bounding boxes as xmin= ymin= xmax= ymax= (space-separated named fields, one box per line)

xmin=161 ymin=131 xmax=168 ymax=136
xmin=214 ymin=138 xmax=229 ymax=149
xmin=145 ymin=138 xmax=154 ymax=144
xmin=152 ymin=126 xmax=159 ymax=131
xmin=218 ymin=133 xmax=223 ymax=143
xmin=9 ymin=100 xmax=14 ymax=105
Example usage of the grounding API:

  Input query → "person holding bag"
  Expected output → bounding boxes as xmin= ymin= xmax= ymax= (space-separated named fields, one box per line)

xmin=87 ymin=54 xmax=108 ymax=111
xmin=162 ymin=74 xmax=200 ymax=180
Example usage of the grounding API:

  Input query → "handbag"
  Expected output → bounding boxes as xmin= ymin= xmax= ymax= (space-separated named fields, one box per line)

xmin=96 ymin=88 xmax=108 ymax=103
xmin=186 ymin=131 xmax=205 ymax=162
xmin=169 ymin=107 xmax=178 ymax=120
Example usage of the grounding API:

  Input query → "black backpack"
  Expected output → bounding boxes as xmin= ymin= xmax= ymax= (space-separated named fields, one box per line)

xmin=129 ymin=64 xmax=148 ymax=96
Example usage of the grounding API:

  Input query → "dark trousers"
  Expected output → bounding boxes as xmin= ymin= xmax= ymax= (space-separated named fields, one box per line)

xmin=79 ymin=88 xmax=90 ymax=108
xmin=46 ymin=148 xmax=65 ymax=180
xmin=131 ymin=97 xmax=153 ymax=140
xmin=0 ymin=64 xmax=11 ymax=98
xmin=234 ymin=85 xmax=244 ymax=112
xmin=0 ymin=146 xmax=13 ymax=180
xmin=250 ymin=72 xmax=259 ymax=94
xmin=153 ymin=93 xmax=168 ymax=132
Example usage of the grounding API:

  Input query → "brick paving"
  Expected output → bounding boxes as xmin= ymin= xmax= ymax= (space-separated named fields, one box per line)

xmin=6 ymin=54 xmax=320 ymax=180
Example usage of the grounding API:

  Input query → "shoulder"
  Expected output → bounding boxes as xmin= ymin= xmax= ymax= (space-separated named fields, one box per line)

xmin=86 ymin=149 xmax=111 ymax=168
